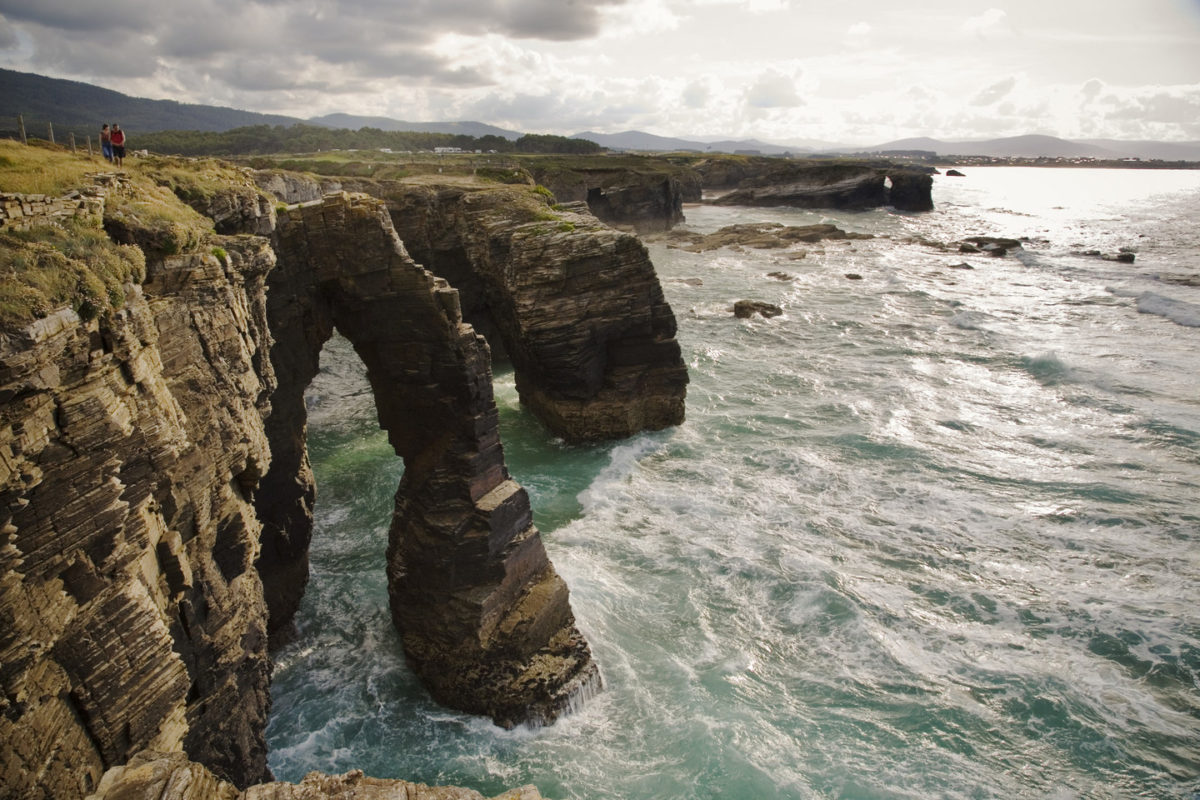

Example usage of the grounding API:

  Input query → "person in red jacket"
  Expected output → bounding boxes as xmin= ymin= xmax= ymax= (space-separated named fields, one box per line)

xmin=110 ymin=124 xmax=126 ymax=167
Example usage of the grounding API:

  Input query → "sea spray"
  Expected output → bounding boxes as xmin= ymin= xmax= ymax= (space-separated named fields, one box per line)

xmin=269 ymin=168 xmax=1200 ymax=799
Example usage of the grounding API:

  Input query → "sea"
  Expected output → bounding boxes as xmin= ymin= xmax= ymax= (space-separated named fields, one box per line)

xmin=265 ymin=167 xmax=1200 ymax=800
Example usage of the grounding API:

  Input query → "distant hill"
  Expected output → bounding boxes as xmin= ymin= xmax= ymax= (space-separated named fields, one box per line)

xmin=848 ymin=134 xmax=1200 ymax=161
xmin=571 ymin=129 xmax=804 ymax=155
xmin=0 ymin=68 xmax=301 ymax=139
xmin=308 ymin=114 xmax=523 ymax=140
xmin=1077 ymin=138 xmax=1200 ymax=161
xmin=4 ymin=68 xmax=1195 ymax=162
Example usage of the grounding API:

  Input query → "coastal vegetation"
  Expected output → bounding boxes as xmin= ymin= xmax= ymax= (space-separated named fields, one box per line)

xmin=133 ymin=124 xmax=601 ymax=157
xmin=0 ymin=139 xmax=217 ymax=326
xmin=0 ymin=215 xmax=145 ymax=325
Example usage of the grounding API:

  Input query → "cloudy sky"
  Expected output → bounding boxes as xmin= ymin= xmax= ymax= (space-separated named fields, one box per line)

xmin=2 ymin=0 xmax=1198 ymax=145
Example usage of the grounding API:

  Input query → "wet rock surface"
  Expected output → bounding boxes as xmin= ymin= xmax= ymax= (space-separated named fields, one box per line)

xmin=661 ymin=222 xmax=872 ymax=253
xmin=3 ymin=165 xmax=687 ymax=796
xmin=733 ymin=300 xmax=784 ymax=319
xmin=258 ymin=192 xmax=600 ymax=727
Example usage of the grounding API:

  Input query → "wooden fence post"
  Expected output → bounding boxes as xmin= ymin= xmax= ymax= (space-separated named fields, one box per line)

xmin=69 ymin=132 xmax=76 ymax=153
xmin=18 ymin=114 xmax=27 ymax=144
xmin=87 ymin=135 xmax=93 ymax=157
xmin=48 ymin=122 xmax=55 ymax=144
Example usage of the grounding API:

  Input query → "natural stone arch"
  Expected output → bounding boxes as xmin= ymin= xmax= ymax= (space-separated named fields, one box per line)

xmin=255 ymin=192 xmax=597 ymax=726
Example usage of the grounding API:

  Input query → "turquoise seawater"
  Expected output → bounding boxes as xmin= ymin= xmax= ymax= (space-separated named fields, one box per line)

xmin=266 ymin=168 xmax=1200 ymax=799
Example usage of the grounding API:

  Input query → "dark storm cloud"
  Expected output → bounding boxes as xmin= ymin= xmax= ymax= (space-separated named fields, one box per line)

xmin=0 ymin=0 xmax=626 ymax=93
xmin=0 ymin=15 xmax=18 ymax=49
xmin=0 ymin=0 xmax=151 ymax=32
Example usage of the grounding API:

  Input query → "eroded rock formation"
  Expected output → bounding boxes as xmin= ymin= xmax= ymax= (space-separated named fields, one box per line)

xmin=383 ymin=184 xmax=688 ymax=442
xmin=2 ymin=156 xmax=687 ymax=796
xmin=256 ymin=192 xmax=599 ymax=726
xmin=524 ymin=163 xmax=695 ymax=232
xmin=254 ymin=173 xmax=689 ymax=443
xmin=660 ymin=222 xmax=873 ymax=253
xmin=1 ymin=195 xmax=277 ymax=795
xmin=87 ymin=750 xmax=544 ymax=800
xmin=692 ymin=158 xmax=935 ymax=212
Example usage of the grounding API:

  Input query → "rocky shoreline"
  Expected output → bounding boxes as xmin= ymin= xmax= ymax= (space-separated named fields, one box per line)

xmin=0 ymin=152 xmax=686 ymax=799
xmin=2 ymin=147 xmax=936 ymax=800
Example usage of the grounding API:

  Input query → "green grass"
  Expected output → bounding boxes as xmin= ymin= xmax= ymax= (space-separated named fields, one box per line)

xmin=0 ymin=216 xmax=146 ymax=327
xmin=0 ymin=139 xmax=107 ymax=195
xmin=0 ymin=141 xmax=224 ymax=329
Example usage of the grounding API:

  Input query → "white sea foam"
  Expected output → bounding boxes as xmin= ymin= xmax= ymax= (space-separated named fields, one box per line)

xmin=269 ymin=168 xmax=1200 ymax=800
xmin=1133 ymin=291 xmax=1200 ymax=327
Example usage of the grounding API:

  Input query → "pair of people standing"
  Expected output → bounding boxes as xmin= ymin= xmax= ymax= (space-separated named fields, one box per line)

xmin=99 ymin=123 xmax=126 ymax=166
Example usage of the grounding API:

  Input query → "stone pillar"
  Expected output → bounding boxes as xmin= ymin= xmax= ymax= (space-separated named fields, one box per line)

xmin=258 ymin=193 xmax=598 ymax=726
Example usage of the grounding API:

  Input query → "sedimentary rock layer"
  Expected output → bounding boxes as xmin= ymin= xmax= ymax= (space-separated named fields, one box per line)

xmin=1 ymin=201 xmax=278 ymax=795
xmin=87 ymin=750 xmax=544 ymax=800
xmin=256 ymin=192 xmax=599 ymax=726
xmin=254 ymin=173 xmax=689 ymax=443
xmin=384 ymin=184 xmax=689 ymax=442
xmin=5 ymin=158 xmax=692 ymax=796
xmin=694 ymin=158 xmax=935 ymax=212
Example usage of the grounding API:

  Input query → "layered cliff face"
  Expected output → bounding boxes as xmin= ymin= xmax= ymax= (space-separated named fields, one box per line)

xmin=2 ymin=145 xmax=694 ymax=798
xmin=693 ymin=157 xmax=935 ymax=212
xmin=1 ymin=176 xmax=278 ymax=795
xmin=255 ymin=192 xmax=599 ymax=726
xmin=254 ymin=173 xmax=689 ymax=443
xmin=524 ymin=165 xmax=689 ymax=232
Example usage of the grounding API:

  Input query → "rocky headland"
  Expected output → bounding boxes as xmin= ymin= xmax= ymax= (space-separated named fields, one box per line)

xmin=0 ymin=143 xmax=687 ymax=799
xmin=247 ymin=153 xmax=937 ymax=239
xmin=695 ymin=158 xmax=935 ymax=212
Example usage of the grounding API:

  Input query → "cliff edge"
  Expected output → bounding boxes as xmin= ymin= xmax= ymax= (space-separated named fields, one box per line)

xmin=1 ymin=144 xmax=687 ymax=798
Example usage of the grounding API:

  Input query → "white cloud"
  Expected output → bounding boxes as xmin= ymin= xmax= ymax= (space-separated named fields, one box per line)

xmin=961 ymin=8 xmax=1012 ymax=38
xmin=682 ymin=79 xmax=711 ymax=109
xmin=745 ymin=69 xmax=803 ymax=108
xmin=0 ymin=0 xmax=1197 ymax=143
xmin=971 ymin=76 xmax=1018 ymax=106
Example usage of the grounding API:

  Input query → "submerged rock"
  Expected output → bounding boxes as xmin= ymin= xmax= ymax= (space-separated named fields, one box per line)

xmin=665 ymin=222 xmax=871 ymax=253
xmin=960 ymin=236 xmax=1023 ymax=258
xmin=733 ymin=300 xmax=784 ymax=318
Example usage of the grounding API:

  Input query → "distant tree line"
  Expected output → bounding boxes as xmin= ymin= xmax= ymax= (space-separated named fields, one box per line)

xmin=131 ymin=124 xmax=602 ymax=156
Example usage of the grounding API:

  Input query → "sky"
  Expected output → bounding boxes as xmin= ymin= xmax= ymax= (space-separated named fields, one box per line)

xmin=1 ymin=0 xmax=1199 ymax=145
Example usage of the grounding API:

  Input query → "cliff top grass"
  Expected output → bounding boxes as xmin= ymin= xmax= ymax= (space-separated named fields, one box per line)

xmin=0 ymin=216 xmax=147 ymax=329
xmin=0 ymin=138 xmax=102 ymax=195
xmin=137 ymin=155 xmax=261 ymax=207
xmin=1 ymin=141 xmax=216 ymax=330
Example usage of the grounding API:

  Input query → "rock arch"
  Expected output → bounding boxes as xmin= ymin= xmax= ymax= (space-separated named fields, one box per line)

xmin=255 ymin=193 xmax=597 ymax=726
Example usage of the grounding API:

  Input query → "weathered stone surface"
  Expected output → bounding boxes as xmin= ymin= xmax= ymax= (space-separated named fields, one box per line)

xmin=661 ymin=222 xmax=872 ymax=253
xmin=1 ymin=196 xmax=276 ymax=796
xmin=87 ymin=750 xmax=544 ymax=800
xmin=733 ymin=300 xmax=783 ymax=319
xmin=257 ymin=192 xmax=599 ymax=727
xmin=6 ymin=160 xmax=688 ymax=795
xmin=525 ymin=165 xmax=695 ymax=232
xmin=695 ymin=158 xmax=935 ymax=212
xmin=887 ymin=171 xmax=934 ymax=212
xmin=359 ymin=182 xmax=688 ymax=442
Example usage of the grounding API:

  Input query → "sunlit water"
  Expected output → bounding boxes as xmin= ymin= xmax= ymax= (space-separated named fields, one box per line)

xmin=266 ymin=168 xmax=1200 ymax=799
